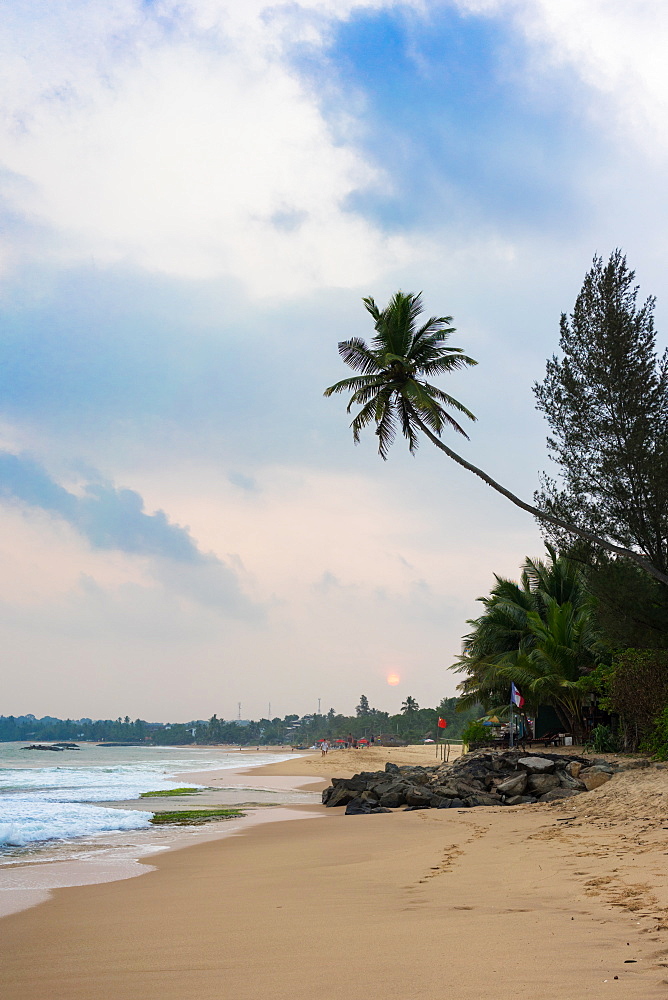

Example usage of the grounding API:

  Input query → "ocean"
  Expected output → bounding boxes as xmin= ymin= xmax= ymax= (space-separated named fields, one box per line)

xmin=0 ymin=742 xmax=310 ymax=915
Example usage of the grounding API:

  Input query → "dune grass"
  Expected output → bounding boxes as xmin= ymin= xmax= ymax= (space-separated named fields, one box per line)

xmin=149 ymin=809 xmax=244 ymax=826
xmin=140 ymin=787 xmax=202 ymax=797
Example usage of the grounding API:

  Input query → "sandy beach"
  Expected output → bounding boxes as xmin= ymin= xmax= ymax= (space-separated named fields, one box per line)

xmin=2 ymin=746 xmax=668 ymax=999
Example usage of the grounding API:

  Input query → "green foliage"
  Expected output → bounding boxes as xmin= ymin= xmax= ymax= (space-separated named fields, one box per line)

xmin=453 ymin=548 xmax=604 ymax=736
xmin=460 ymin=719 xmax=490 ymax=745
xmin=534 ymin=250 xmax=668 ymax=578
xmin=584 ymin=724 xmax=619 ymax=754
xmin=150 ymin=809 xmax=244 ymax=825
xmin=140 ymin=787 xmax=201 ymax=797
xmin=584 ymin=558 xmax=668 ymax=651
xmin=324 ymin=290 xmax=477 ymax=459
xmin=356 ymin=695 xmax=371 ymax=716
xmin=606 ymin=649 xmax=668 ymax=750
xmin=640 ymin=706 xmax=668 ymax=760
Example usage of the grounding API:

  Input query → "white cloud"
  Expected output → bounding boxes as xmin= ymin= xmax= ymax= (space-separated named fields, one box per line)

xmin=456 ymin=0 xmax=668 ymax=159
xmin=0 ymin=0 xmax=421 ymax=296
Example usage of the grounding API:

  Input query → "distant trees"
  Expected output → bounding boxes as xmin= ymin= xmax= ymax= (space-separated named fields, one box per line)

xmin=356 ymin=694 xmax=371 ymax=716
xmin=401 ymin=695 xmax=419 ymax=715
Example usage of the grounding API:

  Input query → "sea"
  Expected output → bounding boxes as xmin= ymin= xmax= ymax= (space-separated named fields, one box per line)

xmin=0 ymin=742 xmax=312 ymax=917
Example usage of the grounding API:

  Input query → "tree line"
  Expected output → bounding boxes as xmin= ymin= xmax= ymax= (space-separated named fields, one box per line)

xmin=0 ymin=697 xmax=479 ymax=746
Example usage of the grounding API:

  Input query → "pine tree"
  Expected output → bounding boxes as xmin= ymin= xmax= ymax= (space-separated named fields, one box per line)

xmin=534 ymin=250 xmax=668 ymax=575
xmin=356 ymin=694 xmax=371 ymax=716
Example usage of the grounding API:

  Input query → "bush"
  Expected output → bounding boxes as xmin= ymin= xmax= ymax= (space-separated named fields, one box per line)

xmin=461 ymin=719 xmax=491 ymax=746
xmin=607 ymin=649 xmax=668 ymax=751
xmin=640 ymin=706 xmax=668 ymax=760
xmin=584 ymin=724 xmax=618 ymax=754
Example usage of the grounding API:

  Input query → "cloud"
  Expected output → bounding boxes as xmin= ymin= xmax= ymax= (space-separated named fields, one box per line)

xmin=0 ymin=0 xmax=417 ymax=296
xmin=0 ymin=451 xmax=260 ymax=617
xmin=454 ymin=0 xmax=668 ymax=158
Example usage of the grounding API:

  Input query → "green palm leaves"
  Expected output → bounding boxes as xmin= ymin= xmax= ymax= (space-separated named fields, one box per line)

xmin=453 ymin=551 xmax=603 ymax=734
xmin=324 ymin=291 xmax=477 ymax=459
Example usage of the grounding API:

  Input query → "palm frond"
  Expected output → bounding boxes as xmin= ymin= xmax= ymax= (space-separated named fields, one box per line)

xmin=337 ymin=337 xmax=381 ymax=375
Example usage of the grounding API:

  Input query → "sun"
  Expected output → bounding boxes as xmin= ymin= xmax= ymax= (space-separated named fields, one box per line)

xmin=386 ymin=672 xmax=400 ymax=686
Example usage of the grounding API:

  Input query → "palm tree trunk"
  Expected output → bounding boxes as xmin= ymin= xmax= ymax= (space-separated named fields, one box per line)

xmin=414 ymin=416 xmax=668 ymax=587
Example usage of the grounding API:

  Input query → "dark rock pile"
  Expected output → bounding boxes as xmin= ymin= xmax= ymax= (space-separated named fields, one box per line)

xmin=322 ymin=749 xmax=619 ymax=815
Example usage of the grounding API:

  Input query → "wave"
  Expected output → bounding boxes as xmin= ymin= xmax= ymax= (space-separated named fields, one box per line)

xmin=0 ymin=801 xmax=152 ymax=847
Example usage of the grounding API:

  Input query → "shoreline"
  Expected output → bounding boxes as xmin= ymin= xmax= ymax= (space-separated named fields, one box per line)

xmin=0 ymin=747 xmax=317 ymax=919
xmin=3 ymin=746 xmax=668 ymax=998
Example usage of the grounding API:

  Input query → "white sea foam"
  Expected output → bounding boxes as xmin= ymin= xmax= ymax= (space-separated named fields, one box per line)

xmin=0 ymin=745 xmax=295 ymax=853
xmin=0 ymin=802 xmax=152 ymax=846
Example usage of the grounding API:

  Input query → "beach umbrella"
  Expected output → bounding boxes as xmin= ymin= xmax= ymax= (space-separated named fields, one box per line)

xmin=335 ymin=738 xmax=347 ymax=743
xmin=358 ymin=738 xmax=369 ymax=743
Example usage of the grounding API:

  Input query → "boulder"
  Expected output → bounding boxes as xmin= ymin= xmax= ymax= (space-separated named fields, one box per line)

xmin=379 ymin=790 xmax=407 ymax=808
xmin=581 ymin=771 xmax=612 ymax=791
xmin=345 ymin=798 xmax=392 ymax=815
xmin=517 ymin=756 xmax=556 ymax=774
xmin=496 ymin=772 xmax=528 ymax=796
xmin=539 ymin=788 xmax=581 ymax=802
xmin=558 ymin=771 xmax=586 ymax=791
xmin=505 ymin=794 xmax=537 ymax=806
xmin=385 ymin=762 xmax=400 ymax=774
xmin=465 ymin=792 xmax=501 ymax=807
xmin=566 ymin=761 xmax=582 ymax=778
xmin=405 ymin=786 xmax=433 ymax=807
xmin=331 ymin=775 xmax=368 ymax=791
xmin=527 ymin=773 xmax=561 ymax=794
xmin=326 ymin=785 xmax=359 ymax=808
xmin=580 ymin=764 xmax=615 ymax=775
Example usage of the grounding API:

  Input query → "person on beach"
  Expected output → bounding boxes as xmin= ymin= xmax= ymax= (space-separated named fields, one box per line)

xmin=321 ymin=740 xmax=329 ymax=756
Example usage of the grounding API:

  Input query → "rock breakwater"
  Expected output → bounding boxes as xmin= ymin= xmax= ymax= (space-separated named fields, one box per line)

xmin=322 ymin=749 xmax=625 ymax=814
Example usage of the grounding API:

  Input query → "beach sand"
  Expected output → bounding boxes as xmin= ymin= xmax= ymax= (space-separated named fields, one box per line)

xmin=2 ymin=746 xmax=668 ymax=999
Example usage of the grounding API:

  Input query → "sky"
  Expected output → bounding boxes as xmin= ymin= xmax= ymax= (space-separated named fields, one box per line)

xmin=1 ymin=0 xmax=668 ymax=722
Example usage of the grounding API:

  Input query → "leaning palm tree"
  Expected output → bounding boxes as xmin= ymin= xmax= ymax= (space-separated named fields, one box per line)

xmin=324 ymin=292 xmax=668 ymax=586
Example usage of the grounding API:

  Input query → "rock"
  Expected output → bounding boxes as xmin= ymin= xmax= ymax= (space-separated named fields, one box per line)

xmin=379 ymin=790 xmax=406 ymax=808
xmin=326 ymin=785 xmax=359 ymax=808
xmin=433 ymin=796 xmax=451 ymax=808
xmin=617 ymin=759 xmax=650 ymax=771
xmin=345 ymin=797 xmax=373 ymax=814
xmin=558 ymin=771 xmax=586 ymax=791
xmin=331 ymin=775 xmax=368 ymax=791
xmin=566 ymin=761 xmax=582 ymax=778
xmin=496 ymin=772 xmax=528 ymax=796
xmin=345 ymin=798 xmax=392 ymax=815
xmin=449 ymin=797 xmax=466 ymax=808
xmin=580 ymin=764 xmax=615 ymax=775
xmin=505 ymin=795 xmax=537 ymax=805
xmin=385 ymin=762 xmax=400 ymax=774
xmin=517 ymin=756 xmax=556 ymax=774
xmin=538 ymin=788 xmax=581 ymax=802
xmin=405 ymin=786 xmax=433 ymax=807
xmin=465 ymin=792 xmax=501 ymax=807
xmin=527 ymin=773 xmax=561 ymax=794
xmin=322 ymin=786 xmax=334 ymax=805
xmin=581 ymin=771 xmax=612 ymax=791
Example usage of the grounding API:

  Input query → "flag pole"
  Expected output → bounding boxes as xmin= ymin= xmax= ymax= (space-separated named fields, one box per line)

xmin=509 ymin=685 xmax=514 ymax=748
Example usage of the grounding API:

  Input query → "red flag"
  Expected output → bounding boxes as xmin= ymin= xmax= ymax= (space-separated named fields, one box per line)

xmin=437 ymin=717 xmax=447 ymax=729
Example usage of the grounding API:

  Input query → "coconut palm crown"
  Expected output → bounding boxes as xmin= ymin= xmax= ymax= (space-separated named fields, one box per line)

xmin=325 ymin=291 xmax=668 ymax=586
xmin=323 ymin=291 xmax=478 ymax=459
